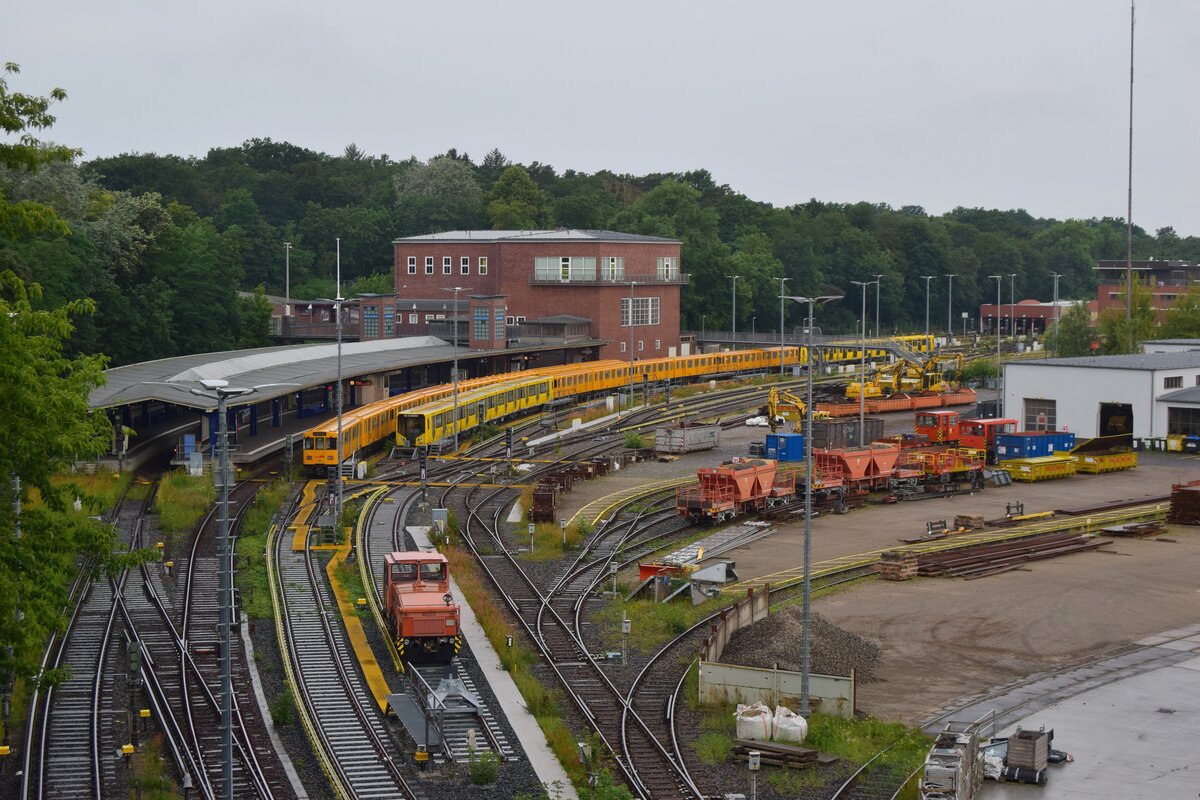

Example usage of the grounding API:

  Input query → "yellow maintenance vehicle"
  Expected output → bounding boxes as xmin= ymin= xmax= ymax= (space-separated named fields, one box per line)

xmin=846 ymin=358 xmax=920 ymax=400
xmin=766 ymin=387 xmax=829 ymax=433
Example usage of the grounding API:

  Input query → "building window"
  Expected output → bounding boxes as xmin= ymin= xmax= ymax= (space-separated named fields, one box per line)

xmin=620 ymin=341 xmax=627 ymax=353
xmin=383 ymin=306 xmax=395 ymax=337
xmin=1168 ymin=406 xmax=1200 ymax=436
xmin=638 ymin=340 xmax=644 ymax=351
xmin=656 ymin=256 xmax=679 ymax=280
xmin=443 ymin=256 xmax=452 ymax=275
xmin=479 ymin=256 xmax=488 ymax=275
xmin=534 ymin=256 xmax=597 ymax=281
xmin=516 ymin=315 xmax=526 ymax=323
xmin=409 ymin=313 xmax=418 ymax=324
xmin=362 ymin=306 xmax=379 ymax=338
xmin=621 ymin=296 xmax=660 ymax=326
xmin=424 ymin=314 xmax=434 ymax=322
xmin=602 ymin=256 xmax=625 ymax=281
xmin=655 ymin=339 xmax=661 ymax=350
xmin=407 ymin=256 xmax=416 ymax=275
xmin=494 ymin=309 xmax=505 ymax=340
xmin=473 ymin=307 xmax=490 ymax=340
xmin=461 ymin=256 xmax=470 ymax=275
xmin=506 ymin=315 xmax=515 ymax=325
xmin=425 ymin=256 xmax=434 ymax=275
xmin=1165 ymin=375 xmax=1183 ymax=389
xmin=1023 ymin=398 xmax=1057 ymax=431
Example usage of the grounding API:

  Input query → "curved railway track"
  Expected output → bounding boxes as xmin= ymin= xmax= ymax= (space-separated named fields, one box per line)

xmin=270 ymin=496 xmax=420 ymax=800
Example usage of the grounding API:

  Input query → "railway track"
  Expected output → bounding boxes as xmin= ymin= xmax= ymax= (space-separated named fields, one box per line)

xmin=270 ymin=497 xmax=420 ymax=800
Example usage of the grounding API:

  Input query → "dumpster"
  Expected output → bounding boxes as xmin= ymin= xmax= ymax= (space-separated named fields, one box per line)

xmin=1185 ymin=436 xmax=1200 ymax=454
xmin=765 ymin=433 xmax=805 ymax=462
xmin=1167 ymin=434 xmax=1185 ymax=453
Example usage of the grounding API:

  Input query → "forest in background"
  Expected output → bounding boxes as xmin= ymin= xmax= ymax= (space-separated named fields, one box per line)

xmin=6 ymin=137 xmax=1200 ymax=366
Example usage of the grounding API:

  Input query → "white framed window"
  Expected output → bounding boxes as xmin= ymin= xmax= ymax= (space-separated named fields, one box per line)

xmin=620 ymin=341 xmax=627 ymax=353
xmin=461 ymin=256 xmax=470 ymax=275
xmin=601 ymin=256 xmax=625 ymax=281
xmin=408 ymin=313 xmax=418 ymax=324
xmin=436 ymin=313 xmax=445 ymax=319
xmin=424 ymin=314 xmax=434 ymax=322
xmin=506 ymin=315 xmax=515 ymax=325
xmin=621 ymin=296 xmax=660 ymax=326
xmin=655 ymin=339 xmax=661 ymax=349
xmin=516 ymin=315 xmax=526 ymax=323
xmin=1165 ymin=376 xmax=1183 ymax=389
xmin=638 ymin=340 xmax=644 ymax=351
xmin=442 ymin=256 xmax=452 ymax=275
xmin=533 ymin=256 xmax=597 ymax=281
xmin=656 ymin=256 xmax=679 ymax=280
xmin=407 ymin=256 xmax=416 ymax=275
xmin=425 ymin=256 xmax=434 ymax=275
xmin=479 ymin=256 xmax=488 ymax=275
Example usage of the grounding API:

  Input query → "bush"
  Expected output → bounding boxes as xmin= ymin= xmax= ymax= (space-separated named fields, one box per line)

xmin=623 ymin=431 xmax=648 ymax=449
xmin=270 ymin=685 xmax=295 ymax=727
xmin=468 ymin=747 xmax=500 ymax=785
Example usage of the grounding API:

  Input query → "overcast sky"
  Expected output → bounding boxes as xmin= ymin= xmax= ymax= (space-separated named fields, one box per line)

xmin=9 ymin=1 xmax=1198 ymax=235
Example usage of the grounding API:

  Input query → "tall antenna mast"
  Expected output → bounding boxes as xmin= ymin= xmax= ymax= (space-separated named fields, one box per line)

xmin=1125 ymin=0 xmax=1135 ymax=321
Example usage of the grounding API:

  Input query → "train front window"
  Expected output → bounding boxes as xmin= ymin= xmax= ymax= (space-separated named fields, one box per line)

xmin=399 ymin=415 xmax=425 ymax=442
xmin=303 ymin=438 xmax=314 ymax=450
xmin=419 ymin=562 xmax=445 ymax=581
xmin=391 ymin=563 xmax=416 ymax=582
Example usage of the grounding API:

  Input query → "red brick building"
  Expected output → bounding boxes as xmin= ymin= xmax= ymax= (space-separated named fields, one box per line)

xmin=1097 ymin=259 xmax=1200 ymax=323
xmin=390 ymin=229 xmax=687 ymax=360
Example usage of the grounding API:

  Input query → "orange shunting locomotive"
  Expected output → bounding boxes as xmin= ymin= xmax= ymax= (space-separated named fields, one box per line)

xmin=383 ymin=551 xmax=462 ymax=661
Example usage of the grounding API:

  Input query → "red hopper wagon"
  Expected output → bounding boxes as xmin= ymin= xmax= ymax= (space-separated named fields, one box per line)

xmin=676 ymin=458 xmax=795 ymax=523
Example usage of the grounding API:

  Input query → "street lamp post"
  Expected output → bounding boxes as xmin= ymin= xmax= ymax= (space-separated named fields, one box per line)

xmin=989 ymin=275 xmax=1002 ymax=416
xmin=626 ymin=281 xmax=638 ymax=412
xmin=1050 ymin=272 xmax=1062 ymax=356
xmin=874 ymin=274 xmax=884 ymax=339
xmin=776 ymin=277 xmax=790 ymax=377
xmin=283 ymin=241 xmax=292 ymax=317
xmin=945 ymin=274 xmax=956 ymax=344
xmin=441 ymin=286 xmax=473 ymax=448
xmin=335 ymin=238 xmax=344 ymax=526
xmin=850 ymin=280 xmax=873 ymax=431
xmin=921 ymin=275 xmax=935 ymax=337
xmin=1008 ymin=273 xmax=1018 ymax=342
xmin=751 ymin=316 xmax=757 ymax=341
xmin=728 ymin=275 xmax=741 ymax=347
xmin=782 ymin=293 xmax=842 ymax=715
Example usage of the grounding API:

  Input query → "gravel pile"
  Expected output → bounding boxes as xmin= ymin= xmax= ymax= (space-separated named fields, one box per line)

xmin=722 ymin=609 xmax=882 ymax=682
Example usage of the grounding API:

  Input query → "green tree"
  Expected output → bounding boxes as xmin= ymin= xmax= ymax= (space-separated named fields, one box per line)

xmin=394 ymin=155 xmax=484 ymax=234
xmin=1161 ymin=288 xmax=1200 ymax=339
xmin=1097 ymin=276 xmax=1156 ymax=354
xmin=0 ymin=272 xmax=114 ymax=683
xmin=236 ymin=285 xmax=273 ymax=348
xmin=1047 ymin=301 xmax=1096 ymax=357
xmin=486 ymin=165 xmax=553 ymax=229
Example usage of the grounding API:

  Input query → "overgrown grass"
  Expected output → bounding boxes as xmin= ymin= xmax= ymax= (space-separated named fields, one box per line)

xmin=26 ymin=471 xmax=132 ymax=517
xmin=591 ymin=593 xmax=726 ymax=653
xmin=130 ymin=735 xmax=184 ymax=799
xmin=334 ymin=558 xmax=367 ymax=605
xmin=518 ymin=521 xmax=586 ymax=562
xmin=155 ymin=470 xmax=216 ymax=536
xmin=804 ymin=714 xmax=930 ymax=769
xmin=694 ymin=732 xmax=733 ymax=765
xmin=766 ymin=765 xmax=825 ymax=792
xmin=234 ymin=480 xmax=289 ymax=619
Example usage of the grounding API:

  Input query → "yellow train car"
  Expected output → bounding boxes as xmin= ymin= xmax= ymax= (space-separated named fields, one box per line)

xmin=397 ymin=375 xmax=554 ymax=448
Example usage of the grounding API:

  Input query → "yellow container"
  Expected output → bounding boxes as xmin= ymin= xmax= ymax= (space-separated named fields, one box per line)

xmin=1167 ymin=434 xmax=1185 ymax=453
xmin=999 ymin=455 xmax=1076 ymax=482
xmin=1064 ymin=450 xmax=1138 ymax=474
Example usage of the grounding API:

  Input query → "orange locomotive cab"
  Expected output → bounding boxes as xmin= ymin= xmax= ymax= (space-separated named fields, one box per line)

xmin=383 ymin=551 xmax=462 ymax=662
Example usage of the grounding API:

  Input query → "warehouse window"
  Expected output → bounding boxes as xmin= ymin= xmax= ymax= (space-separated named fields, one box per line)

xmin=621 ymin=297 xmax=660 ymax=326
xmin=479 ymin=256 xmax=488 ymax=275
xmin=409 ymin=313 xmax=418 ymax=324
xmin=362 ymin=306 xmax=379 ymax=338
xmin=383 ymin=306 xmax=394 ymax=337
xmin=1168 ymin=407 xmax=1200 ymax=436
xmin=656 ymin=256 xmax=679 ymax=280
xmin=1023 ymin=399 xmax=1056 ymax=431
xmin=620 ymin=341 xmax=627 ymax=353
xmin=1165 ymin=375 xmax=1183 ymax=389
xmin=443 ymin=256 xmax=452 ymax=275
xmin=461 ymin=256 xmax=470 ymax=275
xmin=473 ymin=308 xmax=490 ymax=340
xmin=407 ymin=256 xmax=416 ymax=275
xmin=425 ymin=256 xmax=434 ymax=275
xmin=602 ymin=256 xmax=625 ymax=281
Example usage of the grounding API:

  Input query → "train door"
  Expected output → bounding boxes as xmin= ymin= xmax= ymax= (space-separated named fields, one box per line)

xmin=1099 ymin=402 xmax=1133 ymax=435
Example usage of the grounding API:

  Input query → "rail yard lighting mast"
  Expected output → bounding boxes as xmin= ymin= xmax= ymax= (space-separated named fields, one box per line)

xmin=782 ymin=294 xmax=842 ymax=715
xmin=728 ymin=274 xmax=741 ymax=346
xmin=776 ymin=277 xmax=790 ymax=377
xmin=1050 ymin=272 xmax=1062 ymax=356
xmin=849 ymin=280 xmax=875 ymax=431
xmin=873 ymin=274 xmax=885 ymax=338
xmin=335 ymin=239 xmax=344 ymax=527
xmin=283 ymin=241 xmax=292 ymax=317
xmin=921 ymin=275 xmax=935 ymax=337
xmin=944 ymin=274 xmax=956 ymax=344
xmin=1008 ymin=274 xmax=1017 ymax=342
xmin=990 ymin=275 xmax=1003 ymax=416
xmin=442 ymin=286 xmax=472 ymax=448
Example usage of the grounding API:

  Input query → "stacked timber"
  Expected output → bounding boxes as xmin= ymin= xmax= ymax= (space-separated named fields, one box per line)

xmin=878 ymin=550 xmax=919 ymax=581
xmin=1167 ymin=480 xmax=1200 ymax=525
xmin=954 ymin=514 xmax=986 ymax=530
xmin=732 ymin=739 xmax=835 ymax=769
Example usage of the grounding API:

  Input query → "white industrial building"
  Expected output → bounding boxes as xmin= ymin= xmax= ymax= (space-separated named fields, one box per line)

xmin=1143 ymin=338 xmax=1200 ymax=354
xmin=1003 ymin=350 xmax=1200 ymax=439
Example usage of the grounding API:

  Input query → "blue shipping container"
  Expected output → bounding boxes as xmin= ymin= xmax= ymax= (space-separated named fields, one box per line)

xmin=996 ymin=432 xmax=1076 ymax=460
xmin=765 ymin=433 xmax=805 ymax=462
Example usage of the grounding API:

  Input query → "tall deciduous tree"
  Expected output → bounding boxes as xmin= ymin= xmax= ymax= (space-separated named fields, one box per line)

xmin=393 ymin=155 xmax=484 ymax=234
xmin=486 ymin=165 xmax=553 ymax=229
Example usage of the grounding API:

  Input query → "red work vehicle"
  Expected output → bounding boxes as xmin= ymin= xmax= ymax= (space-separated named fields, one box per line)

xmin=383 ymin=551 xmax=462 ymax=662
xmin=959 ymin=417 xmax=1017 ymax=461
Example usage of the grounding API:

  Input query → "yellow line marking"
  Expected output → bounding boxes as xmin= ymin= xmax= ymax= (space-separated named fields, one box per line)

xmin=325 ymin=528 xmax=393 ymax=713
xmin=723 ymin=502 xmax=1170 ymax=594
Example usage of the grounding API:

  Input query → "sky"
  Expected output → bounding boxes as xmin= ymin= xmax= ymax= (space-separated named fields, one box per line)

xmin=8 ymin=0 xmax=1199 ymax=235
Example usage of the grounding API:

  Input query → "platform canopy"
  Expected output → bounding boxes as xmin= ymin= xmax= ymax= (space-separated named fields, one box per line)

xmin=90 ymin=337 xmax=464 ymax=412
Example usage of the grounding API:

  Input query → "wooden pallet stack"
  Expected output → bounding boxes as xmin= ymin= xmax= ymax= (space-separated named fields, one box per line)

xmin=878 ymin=550 xmax=919 ymax=581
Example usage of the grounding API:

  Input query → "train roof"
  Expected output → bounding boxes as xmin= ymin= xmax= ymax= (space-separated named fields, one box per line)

xmin=385 ymin=551 xmax=448 ymax=564
xmin=401 ymin=375 xmax=552 ymax=415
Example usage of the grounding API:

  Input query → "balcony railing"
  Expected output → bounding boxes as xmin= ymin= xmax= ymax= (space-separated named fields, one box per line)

xmin=529 ymin=272 xmax=690 ymax=286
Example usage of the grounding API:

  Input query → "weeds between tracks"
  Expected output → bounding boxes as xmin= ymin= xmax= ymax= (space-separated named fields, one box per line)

xmin=235 ymin=479 xmax=289 ymax=619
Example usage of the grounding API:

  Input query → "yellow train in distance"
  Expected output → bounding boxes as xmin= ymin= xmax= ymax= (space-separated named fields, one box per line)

xmin=301 ymin=334 xmax=934 ymax=465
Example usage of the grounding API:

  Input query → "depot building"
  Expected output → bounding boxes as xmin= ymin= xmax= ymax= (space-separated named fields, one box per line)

xmin=1002 ymin=344 xmax=1200 ymax=440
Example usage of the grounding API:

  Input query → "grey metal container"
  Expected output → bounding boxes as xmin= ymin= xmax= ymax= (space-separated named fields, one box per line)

xmin=655 ymin=424 xmax=721 ymax=454
xmin=810 ymin=417 xmax=884 ymax=449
